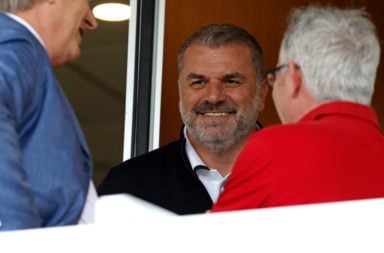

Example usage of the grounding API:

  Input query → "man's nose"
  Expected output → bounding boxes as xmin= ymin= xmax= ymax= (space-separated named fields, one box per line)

xmin=205 ymin=81 xmax=227 ymax=103
xmin=82 ymin=8 xmax=98 ymax=31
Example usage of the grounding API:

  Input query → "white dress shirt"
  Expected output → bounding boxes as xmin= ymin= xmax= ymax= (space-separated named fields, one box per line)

xmin=184 ymin=128 xmax=229 ymax=203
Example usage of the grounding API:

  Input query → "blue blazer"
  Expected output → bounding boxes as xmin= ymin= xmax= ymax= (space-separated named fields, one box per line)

xmin=0 ymin=13 xmax=92 ymax=230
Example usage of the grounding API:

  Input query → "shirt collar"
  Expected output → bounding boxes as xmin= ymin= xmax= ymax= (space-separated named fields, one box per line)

xmin=183 ymin=127 xmax=228 ymax=203
xmin=183 ymin=121 xmax=263 ymax=170
xmin=299 ymin=101 xmax=380 ymax=127
xmin=183 ymin=127 xmax=207 ymax=170
xmin=5 ymin=12 xmax=46 ymax=49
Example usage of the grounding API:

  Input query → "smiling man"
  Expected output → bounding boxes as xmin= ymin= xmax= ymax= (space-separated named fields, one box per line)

xmin=98 ymin=24 xmax=268 ymax=214
xmin=0 ymin=0 xmax=97 ymax=231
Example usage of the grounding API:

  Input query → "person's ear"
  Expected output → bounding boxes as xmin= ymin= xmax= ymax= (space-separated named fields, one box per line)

xmin=287 ymin=60 xmax=302 ymax=98
xmin=258 ymin=80 xmax=269 ymax=111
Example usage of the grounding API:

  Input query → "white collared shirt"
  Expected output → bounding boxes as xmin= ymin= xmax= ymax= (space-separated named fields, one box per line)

xmin=184 ymin=128 xmax=229 ymax=203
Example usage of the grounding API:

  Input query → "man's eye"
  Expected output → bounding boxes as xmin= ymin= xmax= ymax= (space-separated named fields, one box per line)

xmin=226 ymin=79 xmax=241 ymax=86
xmin=190 ymin=80 xmax=205 ymax=87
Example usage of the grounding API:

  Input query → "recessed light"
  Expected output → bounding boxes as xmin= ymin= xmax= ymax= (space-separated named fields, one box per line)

xmin=92 ymin=3 xmax=131 ymax=22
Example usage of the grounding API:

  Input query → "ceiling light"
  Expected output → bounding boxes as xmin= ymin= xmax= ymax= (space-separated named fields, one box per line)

xmin=92 ymin=2 xmax=131 ymax=22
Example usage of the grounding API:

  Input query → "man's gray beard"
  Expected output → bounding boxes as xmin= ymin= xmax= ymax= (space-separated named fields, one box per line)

xmin=181 ymin=111 xmax=258 ymax=155
xmin=179 ymin=94 xmax=261 ymax=154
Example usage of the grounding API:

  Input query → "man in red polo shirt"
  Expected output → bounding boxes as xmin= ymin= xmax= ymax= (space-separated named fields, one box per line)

xmin=212 ymin=5 xmax=384 ymax=212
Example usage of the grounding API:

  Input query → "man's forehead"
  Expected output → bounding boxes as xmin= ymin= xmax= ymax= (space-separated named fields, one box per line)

xmin=185 ymin=43 xmax=252 ymax=56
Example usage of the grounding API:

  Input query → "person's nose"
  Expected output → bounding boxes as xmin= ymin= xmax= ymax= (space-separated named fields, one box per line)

xmin=82 ymin=8 xmax=98 ymax=31
xmin=205 ymin=81 xmax=227 ymax=103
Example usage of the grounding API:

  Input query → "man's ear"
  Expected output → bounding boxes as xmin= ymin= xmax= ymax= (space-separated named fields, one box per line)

xmin=287 ymin=60 xmax=302 ymax=98
xmin=258 ymin=80 xmax=269 ymax=111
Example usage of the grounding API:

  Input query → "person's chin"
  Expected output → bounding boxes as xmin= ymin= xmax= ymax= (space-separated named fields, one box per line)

xmin=201 ymin=124 xmax=231 ymax=136
xmin=67 ymin=51 xmax=81 ymax=64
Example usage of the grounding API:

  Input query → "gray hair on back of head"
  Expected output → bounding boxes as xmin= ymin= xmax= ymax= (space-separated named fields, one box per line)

xmin=0 ymin=0 xmax=36 ymax=12
xmin=279 ymin=5 xmax=381 ymax=105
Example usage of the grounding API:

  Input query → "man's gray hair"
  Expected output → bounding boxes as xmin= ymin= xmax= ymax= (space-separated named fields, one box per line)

xmin=279 ymin=5 xmax=381 ymax=105
xmin=177 ymin=24 xmax=264 ymax=82
xmin=0 ymin=0 xmax=36 ymax=12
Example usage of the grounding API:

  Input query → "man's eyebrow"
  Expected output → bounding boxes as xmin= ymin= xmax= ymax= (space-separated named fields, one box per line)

xmin=222 ymin=72 xmax=246 ymax=80
xmin=186 ymin=73 xmax=206 ymax=80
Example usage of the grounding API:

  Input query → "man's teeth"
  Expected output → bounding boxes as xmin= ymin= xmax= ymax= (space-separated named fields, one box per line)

xmin=204 ymin=112 xmax=229 ymax=117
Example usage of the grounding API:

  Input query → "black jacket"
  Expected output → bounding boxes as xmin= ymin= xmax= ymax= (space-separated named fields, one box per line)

xmin=98 ymin=136 xmax=213 ymax=214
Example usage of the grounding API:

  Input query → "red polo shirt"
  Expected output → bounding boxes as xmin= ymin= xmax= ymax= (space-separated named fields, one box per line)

xmin=212 ymin=102 xmax=384 ymax=212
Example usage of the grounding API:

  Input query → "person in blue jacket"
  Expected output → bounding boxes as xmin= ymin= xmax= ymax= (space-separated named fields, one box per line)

xmin=0 ymin=0 xmax=97 ymax=231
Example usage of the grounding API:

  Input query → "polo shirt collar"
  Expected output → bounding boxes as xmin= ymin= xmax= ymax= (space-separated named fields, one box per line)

xmin=299 ymin=101 xmax=380 ymax=127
